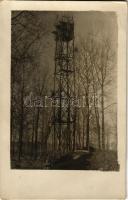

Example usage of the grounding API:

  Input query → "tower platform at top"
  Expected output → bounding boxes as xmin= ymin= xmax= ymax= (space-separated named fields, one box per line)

xmin=53 ymin=16 xmax=74 ymax=42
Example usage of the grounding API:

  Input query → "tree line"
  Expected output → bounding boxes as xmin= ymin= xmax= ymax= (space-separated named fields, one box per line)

xmin=11 ymin=12 xmax=117 ymax=163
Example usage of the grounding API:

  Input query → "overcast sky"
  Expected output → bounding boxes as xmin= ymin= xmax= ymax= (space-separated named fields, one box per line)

xmin=37 ymin=11 xmax=117 ymax=103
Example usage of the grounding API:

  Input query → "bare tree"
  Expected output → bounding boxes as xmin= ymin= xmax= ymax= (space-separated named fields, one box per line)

xmin=76 ymin=34 xmax=113 ymax=151
xmin=93 ymin=38 xmax=112 ymax=150
xmin=76 ymin=39 xmax=93 ymax=150
xmin=11 ymin=11 xmax=50 ymax=160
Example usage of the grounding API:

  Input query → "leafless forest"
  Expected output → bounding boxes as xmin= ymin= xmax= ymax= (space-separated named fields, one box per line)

xmin=11 ymin=11 xmax=119 ymax=170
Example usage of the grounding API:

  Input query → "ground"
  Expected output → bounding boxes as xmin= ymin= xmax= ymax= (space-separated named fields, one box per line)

xmin=50 ymin=149 xmax=119 ymax=170
xmin=11 ymin=148 xmax=119 ymax=171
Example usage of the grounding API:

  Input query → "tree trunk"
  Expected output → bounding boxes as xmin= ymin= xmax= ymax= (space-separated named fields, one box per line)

xmin=86 ymin=91 xmax=89 ymax=150
xmin=82 ymin=114 xmax=85 ymax=148
xmin=31 ymin=107 xmax=35 ymax=157
xmin=18 ymin=65 xmax=24 ymax=161
xmin=41 ymin=107 xmax=45 ymax=155
xmin=94 ymin=97 xmax=101 ymax=150
xmin=96 ymin=111 xmax=101 ymax=149
xmin=77 ymin=110 xmax=81 ymax=148
xmin=34 ymin=107 xmax=40 ymax=159
xmin=18 ymin=88 xmax=24 ymax=161
xmin=106 ymin=132 xmax=109 ymax=150
xmin=73 ymin=110 xmax=76 ymax=151
xmin=101 ymin=84 xmax=105 ymax=150
xmin=92 ymin=75 xmax=101 ymax=150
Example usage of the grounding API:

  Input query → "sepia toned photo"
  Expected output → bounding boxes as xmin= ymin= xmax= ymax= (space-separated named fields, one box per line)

xmin=11 ymin=11 xmax=119 ymax=170
xmin=0 ymin=1 xmax=127 ymax=199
